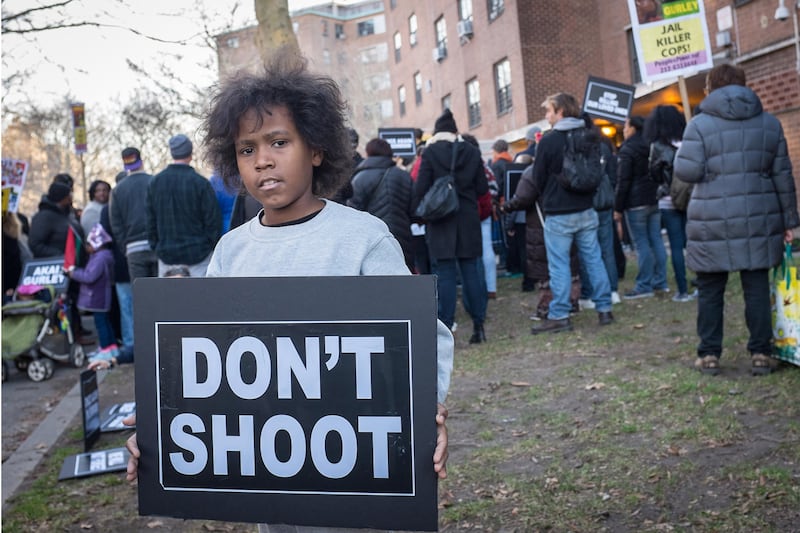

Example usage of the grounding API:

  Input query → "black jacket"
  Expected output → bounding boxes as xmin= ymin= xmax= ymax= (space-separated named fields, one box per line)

xmin=29 ymin=196 xmax=84 ymax=258
xmin=533 ymin=126 xmax=595 ymax=216
xmin=349 ymin=155 xmax=414 ymax=268
xmin=413 ymin=133 xmax=488 ymax=260
xmin=615 ymin=132 xmax=657 ymax=211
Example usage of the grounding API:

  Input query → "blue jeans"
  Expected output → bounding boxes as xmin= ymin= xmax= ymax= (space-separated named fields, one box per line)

xmin=544 ymin=209 xmax=611 ymax=319
xmin=625 ymin=205 xmax=667 ymax=293
xmin=433 ymin=257 xmax=486 ymax=329
xmin=115 ymin=282 xmax=134 ymax=347
xmin=580 ymin=208 xmax=618 ymax=297
xmin=660 ymin=208 xmax=688 ymax=294
xmin=481 ymin=217 xmax=497 ymax=293
xmin=93 ymin=311 xmax=116 ymax=349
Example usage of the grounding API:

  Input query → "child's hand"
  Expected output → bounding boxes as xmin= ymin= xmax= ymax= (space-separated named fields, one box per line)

xmin=434 ymin=403 xmax=449 ymax=479
xmin=123 ymin=415 xmax=139 ymax=483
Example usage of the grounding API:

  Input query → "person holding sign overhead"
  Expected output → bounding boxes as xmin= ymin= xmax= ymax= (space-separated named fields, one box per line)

xmin=125 ymin=48 xmax=453 ymax=532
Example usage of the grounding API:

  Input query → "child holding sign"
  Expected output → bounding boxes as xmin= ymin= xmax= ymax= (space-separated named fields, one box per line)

xmin=125 ymin=49 xmax=453 ymax=531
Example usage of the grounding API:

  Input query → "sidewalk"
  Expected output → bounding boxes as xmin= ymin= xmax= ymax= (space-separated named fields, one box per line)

xmin=1 ymin=363 xmax=134 ymax=510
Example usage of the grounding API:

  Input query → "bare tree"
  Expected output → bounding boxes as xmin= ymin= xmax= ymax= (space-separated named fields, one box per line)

xmin=254 ymin=0 xmax=298 ymax=63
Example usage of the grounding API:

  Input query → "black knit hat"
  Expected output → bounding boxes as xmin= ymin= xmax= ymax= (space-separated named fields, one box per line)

xmin=48 ymin=182 xmax=72 ymax=203
xmin=434 ymin=108 xmax=458 ymax=134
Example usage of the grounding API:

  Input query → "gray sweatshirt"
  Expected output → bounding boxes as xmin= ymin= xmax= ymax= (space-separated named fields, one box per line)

xmin=206 ymin=199 xmax=453 ymax=403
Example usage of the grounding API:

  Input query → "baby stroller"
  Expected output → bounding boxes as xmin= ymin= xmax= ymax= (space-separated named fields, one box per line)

xmin=2 ymin=285 xmax=87 ymax=382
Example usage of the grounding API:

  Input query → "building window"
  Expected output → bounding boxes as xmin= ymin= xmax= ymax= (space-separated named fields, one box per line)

xmin=488 ymin=0 xmax=504 ymax=21
xmin=467 ymin=78 xmax=481 ymax=128
xmin=323 ymin=49 xmax=331 ymax=64
xmin=394 ymin=32 xmax=402 ymax=62
xmin=626 ymin=29 xmax=642 ymax=84
xmin=414 ymin=72 xmax=423 ymax=105
xmin=363 ymin=72 xmax=391 ymax=92
xmin=390 ymin=0 xmax=397 ymax=8
xmin=360 ymin=43 xmax=388 ymax=64
xmin=358 ymin=20 xmax=375 ymax=37
xmin=494 ymin=58 xmax=512 ymax=114
xmin=398 ymin=86 xmax=407 ymax=116
xmin=335 ymin=23 xmax=345 ymax=40
xmin=459 ymin=0 xmax=473 ymax=21
xmin=321 ymin=20 xmax=328 ymax=37
xmin=409 ymin=14 xmax=418 ymax=47
xmin=442 ymin=94 xmax=452 ymax=111
xmin=226 ymin=37 xmax=239 ymax=48
xmin=435 ymin=16 xmax=447 ymax=57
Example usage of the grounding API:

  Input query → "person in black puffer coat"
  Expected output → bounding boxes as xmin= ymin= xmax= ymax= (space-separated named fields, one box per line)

xmin=349 ymin=138 xmax=414 ymax=271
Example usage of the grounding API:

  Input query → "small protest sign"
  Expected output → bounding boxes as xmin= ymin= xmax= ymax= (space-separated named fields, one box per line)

xmin=582 ymin=77 xmax=635 ymax=124
xmin=18 ymin=257 xmax=69 ymax=293
xmin=378 ymin=128 xmax=418 ymax=158
xmin=134 ymin=276 xmax=439 ymax=530
xmin=59 ymin=447 xmax=130 ymax=481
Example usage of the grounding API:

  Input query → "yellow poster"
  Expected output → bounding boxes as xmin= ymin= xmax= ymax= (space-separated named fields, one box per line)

xmin=627 ymin=0 xmax=713 ymax=82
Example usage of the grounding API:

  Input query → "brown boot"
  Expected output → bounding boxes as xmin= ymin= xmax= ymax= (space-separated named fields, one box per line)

xmin=531 ymin=318 xmax=573 ymax=335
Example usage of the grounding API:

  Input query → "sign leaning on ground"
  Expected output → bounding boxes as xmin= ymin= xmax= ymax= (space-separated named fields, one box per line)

xmin=582 ymin=76 xmax=636 ymax=124
xmin=134 ymin=276 xmax=439 ymax=530
xmin=626 ymin=0 xmax=714 ymax=82
xmin=378 ymin=128 xmax=418 ymax=158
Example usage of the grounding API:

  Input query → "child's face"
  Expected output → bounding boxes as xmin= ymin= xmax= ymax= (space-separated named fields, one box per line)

xmin=235 ymin=106 xmax=323 ymax=225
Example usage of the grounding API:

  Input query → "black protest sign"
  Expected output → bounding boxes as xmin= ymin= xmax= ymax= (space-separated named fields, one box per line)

xmin=582 ymin=76 xmax=636 ymax=124
xmin=101 ymin=401 xmax=136 ymax=432
xmin=18 ymin=256 xmax=68 ymax=292
xmin=80 ymin=370 xmax=101 ymax=451
xmin=134 ymin=276 xmax=439 ymax=530
xmin=378 ymin=128 xmax=418 ymax=158
xmin=59 ymin=447 xmax=130 ymax=480
xmin=505 ymin=163 xmax=529 ymax=203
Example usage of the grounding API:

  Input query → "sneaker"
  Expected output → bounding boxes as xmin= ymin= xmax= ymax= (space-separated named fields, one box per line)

xmin=578 ymin=298 xmax=595 ymax=310
xmin=623 ymin=289 xmax=654 ymax=300
xmin=598 ymin=311 xmax=614 ymax=326
xmin=450 ymin=322 xmax=458 ymax=333
xmin=611 ymin=291 xmax=621 ymax=305
xmin=531 ymin=318 xmax=573 ymax=335
xmin=672 ymin=292 xmax=693 ymax=302
xmin=89 ymin=348 xmax=115 ymax=364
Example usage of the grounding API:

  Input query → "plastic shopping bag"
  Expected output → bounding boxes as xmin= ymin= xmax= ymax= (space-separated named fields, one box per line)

xmin=771 ymin=244 xmax=800 ymax=366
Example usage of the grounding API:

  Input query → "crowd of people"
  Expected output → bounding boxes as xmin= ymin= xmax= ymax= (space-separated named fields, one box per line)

xmin=1 ymin=54 xmax=796 ymax=531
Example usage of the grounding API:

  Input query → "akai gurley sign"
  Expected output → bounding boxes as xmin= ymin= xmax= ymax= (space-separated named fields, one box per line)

xmin=134 ymin=276 xmax=439 ymax=530
xmin=627 ymin=0 xmax=713 ymax=82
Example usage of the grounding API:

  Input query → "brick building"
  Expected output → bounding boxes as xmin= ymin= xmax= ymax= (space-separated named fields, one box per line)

xmin=216 ymin=0 xmax=798 ymax=166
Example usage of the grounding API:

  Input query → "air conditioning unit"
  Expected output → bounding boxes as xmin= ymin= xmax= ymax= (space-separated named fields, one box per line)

xmin=457 ymin=19 xmax=474 ymax=39
xmin=432 ymin=45 xmax=447 ymax=62
xmin=337 ymin=32 xmax=346 ymax=40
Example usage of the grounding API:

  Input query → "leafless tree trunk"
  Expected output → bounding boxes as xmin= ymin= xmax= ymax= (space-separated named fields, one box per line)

xmin=253 ymin=0 xmax=298 ymax=63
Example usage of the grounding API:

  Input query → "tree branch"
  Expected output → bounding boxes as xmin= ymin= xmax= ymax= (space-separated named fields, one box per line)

xmin=1 ymin=0 xmax=75 ymax=25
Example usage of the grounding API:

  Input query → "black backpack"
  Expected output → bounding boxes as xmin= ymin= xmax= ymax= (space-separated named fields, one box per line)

xmin=557 ymin=128 xmax=603 ymax=195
